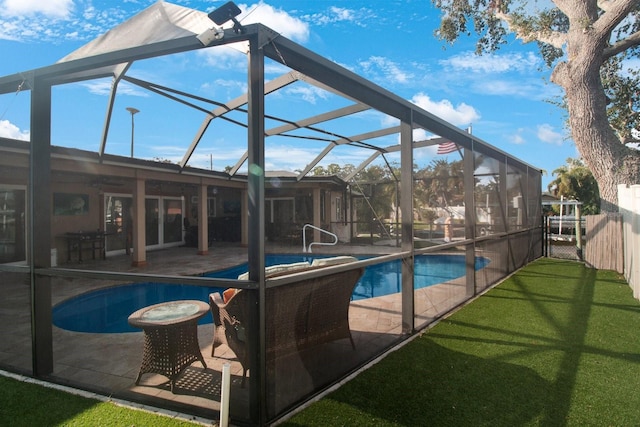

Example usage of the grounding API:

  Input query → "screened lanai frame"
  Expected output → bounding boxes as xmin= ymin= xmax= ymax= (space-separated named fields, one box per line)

xmin=0 ymin=2 xmax=542 ymax=425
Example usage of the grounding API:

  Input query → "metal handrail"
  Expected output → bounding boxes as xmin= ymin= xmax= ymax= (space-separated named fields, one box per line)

xmin=302 ymin=223 xmax=338 ymax=253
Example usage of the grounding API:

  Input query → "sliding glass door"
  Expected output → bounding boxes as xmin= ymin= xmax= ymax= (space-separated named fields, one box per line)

xmin=104 ymin=195 xmax=132 ymax=254
xmin=104 ymin=194 xmax=183 ymax=254
xmin=162 ymin=198 xmax=183 ymax=245
xmin=145 ymin=198 xmax=159 ymax=246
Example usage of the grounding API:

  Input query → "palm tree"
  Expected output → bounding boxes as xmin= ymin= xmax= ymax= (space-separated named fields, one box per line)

xmin=548 ymin=158 xmax=600 ymax=215
xmin=417 ymin=159 xmax=464 ymax=210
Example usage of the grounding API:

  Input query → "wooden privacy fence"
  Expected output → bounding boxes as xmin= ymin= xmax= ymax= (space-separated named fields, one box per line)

xmin=584 ymin=213 xmax=624 ymax=273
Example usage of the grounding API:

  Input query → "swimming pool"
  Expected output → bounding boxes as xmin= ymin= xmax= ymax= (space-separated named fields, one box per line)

xmin=53 ymin=253 xmax=489 ymax=333
xmin=205 ymin=254 xmax=490 ymax=301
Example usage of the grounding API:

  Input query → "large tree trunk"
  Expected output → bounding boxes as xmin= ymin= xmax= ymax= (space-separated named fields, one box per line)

xmin=551 ymin=23 xmax=640 ymax=212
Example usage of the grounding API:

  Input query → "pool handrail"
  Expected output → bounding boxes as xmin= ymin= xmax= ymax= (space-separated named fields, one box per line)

xmin=302 ymin=223 xmax=338 ymax=253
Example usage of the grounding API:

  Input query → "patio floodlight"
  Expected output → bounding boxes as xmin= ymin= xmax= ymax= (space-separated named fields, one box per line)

xmin=126 ymin=107 xmax=139 ymax=158
xmin=196 ymin=27 xmax=225 ymax=46
xmin=207 ymin=1 xmax=244 ymax=33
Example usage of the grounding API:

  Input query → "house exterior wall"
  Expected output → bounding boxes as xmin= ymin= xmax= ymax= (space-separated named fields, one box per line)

xmin=0 ymin=141 xmax=350 ymax=262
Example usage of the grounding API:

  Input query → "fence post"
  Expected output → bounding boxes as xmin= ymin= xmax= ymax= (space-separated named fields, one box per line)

xmin=545 ymin=216 xmax=550 ymax=257
xmin=575 ymin=205 xmax=582 ymax=260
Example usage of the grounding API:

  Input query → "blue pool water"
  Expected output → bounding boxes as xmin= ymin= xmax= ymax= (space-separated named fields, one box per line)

xmin=53 ymin=254 xmax=489 ymax=333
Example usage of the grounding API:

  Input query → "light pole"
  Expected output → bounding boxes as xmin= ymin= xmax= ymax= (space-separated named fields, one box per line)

xmin=126 ymin=107 xmax=139 ymax=158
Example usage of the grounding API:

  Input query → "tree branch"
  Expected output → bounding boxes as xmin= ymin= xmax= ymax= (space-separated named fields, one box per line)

xmin=596 ymin=0 xmax=614 ymax=12
xmin=551 ymin=0 xmax=575 ymax=17
xmin=593 ymin=0 xmax=639 ymax=37
xmin=604 ymin=30 xmax=640 ymax=59
xmin=495 ymin=11 xmax=567 ymax=48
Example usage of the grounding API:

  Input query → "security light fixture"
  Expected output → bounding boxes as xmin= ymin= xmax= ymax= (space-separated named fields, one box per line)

xmin=207 ymin=1 xmax=244 ymax=34
xmin=196 ymin=27 xmax=225 ymax=46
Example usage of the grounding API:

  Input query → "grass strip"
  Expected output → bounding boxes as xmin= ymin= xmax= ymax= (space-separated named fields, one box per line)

xmin=284 ymin=258 xmax=640 ymax=426
xmin=0 ymin=375 xmax=203 ymax=427
xmin=2 ymin=259 xmax=638 ymax=426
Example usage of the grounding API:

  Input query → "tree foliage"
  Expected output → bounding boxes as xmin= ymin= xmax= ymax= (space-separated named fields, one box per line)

xmin=432 ymin=0 xmax=640 ymax=212
xmin=311 ymin=159 xmax=466 ymax=226
xmin=548 ymin=158 xmax=600 ymax=215
xmin=415 ymin=159 xmax=464 ymax=209
xmin=310 ymin=163 xmax=399 ymax=226
xmin=602 ymin=55 xmax=640 ymax=143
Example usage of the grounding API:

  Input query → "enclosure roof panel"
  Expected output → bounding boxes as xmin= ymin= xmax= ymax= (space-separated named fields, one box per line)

xmin=0 ymin=1 xmax=542 ymax=176
xmin=58 ymin=1 xmax=211 ymax=63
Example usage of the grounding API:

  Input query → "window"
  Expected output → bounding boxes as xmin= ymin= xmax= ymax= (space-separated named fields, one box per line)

xmin=0 ymin=187 xmax=26 ymax=263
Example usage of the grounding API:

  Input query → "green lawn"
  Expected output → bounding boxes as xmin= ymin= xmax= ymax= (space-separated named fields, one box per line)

xmin=2 ymin=258 xmax=639 ymax=426
xmin=283 ymin=258 xmax=640 ymax=426
xmin=0 ymin=375 xmax=203 ymax=427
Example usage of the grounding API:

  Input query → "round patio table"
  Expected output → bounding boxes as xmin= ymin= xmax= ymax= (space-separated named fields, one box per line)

xmin=128 ymin=300 xmax=209 ymax=393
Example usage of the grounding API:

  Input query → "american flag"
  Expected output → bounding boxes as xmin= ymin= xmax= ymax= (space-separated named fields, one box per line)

xmin=437 ymin=141 xmax=458 ymax=155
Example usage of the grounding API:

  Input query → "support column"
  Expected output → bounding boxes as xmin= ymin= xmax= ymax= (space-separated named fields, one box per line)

xmin=241 ymin=189 xmax=249 ymax=246
xmin=464 ymin=147 xmax=476 ymax=297
xmin=575 ymin=204 xmax=582 ymax=260
xmin=247 ymin=33 xmax=266 ymax=425
xmin=131 ymin=177 xmax=147 ymax=267
xmin=198 ymin=184 xmax=208 ymax=255
xmin=313 ymin=188 xmax=321 ymax=242
xmin=400 ymin=117 xmax=414 ymax=335
xmin=499 ymin=160 xmax=508 ymax=232
xmin=30 ymin=77 xmax=53 ymax=375
xmin=499 ymin=158 xmax=514 ymax=271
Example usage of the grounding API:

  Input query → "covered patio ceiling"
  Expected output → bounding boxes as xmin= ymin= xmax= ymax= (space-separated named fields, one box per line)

xmin=0 ymin=1 xmax=528 ymax=182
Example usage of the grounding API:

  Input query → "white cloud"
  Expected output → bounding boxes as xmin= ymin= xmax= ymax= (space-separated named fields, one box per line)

xmin=379 ymin=112 xmax=400 ymax=128
xmin=302 ymin=6 xmax=376 ymax=28
xmin=328 ymin=7 xmax=355 ymax=22
xmin=0 ymin=119 xmax=30 ymax=140
xmin=201 ymin=78 xmax=247 ymax=98
xmin=198 ymin=3 xmax=309 ymax=70
xmin=441 ymin=51 xmax=541 ymax=74
xmin=265 ymin=143 xmax=319 ymax=170
xmin=0 ymin=2 xmax=127 ymax=42
xmin=537 ymin=123 xmax=563 ymax=145
xmin=478 ymin=79 xmax=543 ymax=97
xmin=412 ymin=128 xmax=429 ymax=141
xmin=508 ymin=129 xmax=526 ymax=145
xmin=197 ymin=45 xmax=248 ymax=71
xmin=410 ymin=93 xmax=480 ymax=126
xmin=265 ymin=61 xmax=290 ymax=75
xmin=0 ymin=20 xmax=20 ymax=41
xmin=433 ymin=50 xmax=559 ymax=100
xmin=237 ymin=2 xmax=309 ymax=42
xmin=145 ymin=144 xmax=188 ymax=164
xmin=284 ymin=85 xmax=329 ymax=104
xmin=359 ymin=56 xmax=413 ymax=85
xmin=1 ymin=0 xmax=74 ymax=19
xmin=79 ymin=80 xmax=148 ymax=97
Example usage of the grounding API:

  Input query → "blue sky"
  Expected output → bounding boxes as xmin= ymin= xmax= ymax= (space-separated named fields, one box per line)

xmin=0 ymin=0 xmax=578 ymax=189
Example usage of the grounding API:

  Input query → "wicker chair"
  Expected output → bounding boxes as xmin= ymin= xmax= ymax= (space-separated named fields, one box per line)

xmin=209 ymin=290 xmax=251 ymax=386
xmin=209 ymin=260 xmax=364 ymax=387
